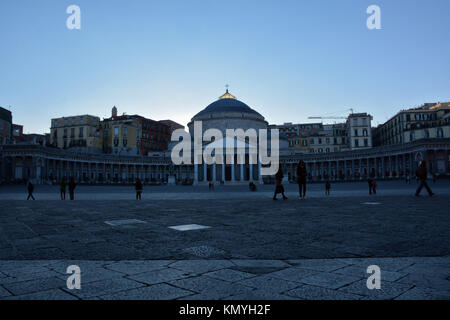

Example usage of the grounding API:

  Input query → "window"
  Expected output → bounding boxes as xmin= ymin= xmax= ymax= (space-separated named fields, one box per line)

xmin=123 ymin=127 xmax=127 ymax=137
xmin=302 ymin=140 xmax=307 ymax=146
xmin=64 ymin=119 xmax=68 ymax=126
xmin=326 ymin=138 xmax=330 ymax=144
xmin=364 ymin=139 xmax=368 ymax=147
xmin=410 ymin=132 xmax=415 ymax=141
xmin=318 ymin=138 xmax=322 ymax=144
xmin=363 ymin=129 xmax=368 ymax=137
xmin=310 ymin=138 xmax=314 ymax=145
xmin=114 ymin=127 xmax=119 ymax=137
xmin=437 ymin=128 xmax=444 ymax=138
xmin=355 ymin=139 xmax=359 ymax=147
xmin=423 ymin=130 xmax=429 ymax=139
xmin=80 ymin=118 xmax=84 ymax=125
xmin=318 ymin=148 xmax=323 ymax=153
xmin=354 ymin=129 xmax=358 ymax=137
xmin=362 ymin=118 xmax=367 ymax=125
xmin=79 ymin=127 xmax=84 ymax=138
xmin=64 ymin=128 xmax=67 ymax=137
xmin=326 ymin=148 xmax=330 ymax=153
xmin=406 ymin=114 xmax=411 ymax=121
xmin=123 ymin=139 xmax=127 ymax=147
xmin=71 ymin=128 xmax=75 ymax=137
xmin=353 ymin=119 xmax=358 ymax=125
xmin=53 ymin=121 xmax=58 ymax=128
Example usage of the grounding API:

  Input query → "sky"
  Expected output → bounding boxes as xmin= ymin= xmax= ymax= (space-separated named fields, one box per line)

xmin=0 ymin=0 xmax=449 ymax=134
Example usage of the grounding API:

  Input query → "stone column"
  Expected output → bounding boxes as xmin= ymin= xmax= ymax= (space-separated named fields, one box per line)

xmin=203 ymin=163 xmax=207 ymax=182
xmin=249 ymin=161 xmax=253 ymax=181
xmin=231 ymin=156 xmax=235 ymax=182
xmin=240 ymin=161 xmax=244 ymax=182
xmin=194 ymin=164 xmax=198 ymax=184
xmin=221 ymin=154 xmax=225 ymax=182
xmin=257 ymin=156 xmax=262 ymax=183
xmin=212 ymin=162 xmax=216 ymax=183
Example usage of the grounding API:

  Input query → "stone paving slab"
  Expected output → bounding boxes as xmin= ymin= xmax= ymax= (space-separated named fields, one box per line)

xmin=1 ymin=194 xmax=448 ymax=261
xmin=0 ymin=257 xmax=448 ymax=300
xmin=0 ymin=183 xmax=449 ymax=300
xmin=100 ymin=284 xmax=194 ymax=300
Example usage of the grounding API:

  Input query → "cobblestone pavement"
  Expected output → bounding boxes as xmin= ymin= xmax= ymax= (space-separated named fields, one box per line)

xmin=0 ymin=258 xmax=448 ymax=300
xmin=0 ymin=181 xmax=449 ymax=299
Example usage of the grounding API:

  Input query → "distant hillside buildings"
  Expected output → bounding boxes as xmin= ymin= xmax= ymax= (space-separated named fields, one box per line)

xmin=270 ymin=112 xmax=373 ymax=154
xmin=49 ymin=107 xmax=184 ymax=156
xmin=372 ymin=102 xmax=450 ymax=147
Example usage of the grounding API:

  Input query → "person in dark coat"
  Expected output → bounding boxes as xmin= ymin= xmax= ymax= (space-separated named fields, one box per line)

xmin=325 ymin=180 xmax=331 ymax=195
xmin=60 ymin=178 xmax=66 ymax=200
xmin=367 ymin=178 xmax=374 ymax=195
xmin=372 ymin=180 xmax=378 ymax=194
xmin=68 ymin=177 xmax=76 ymax=200
xmin=135 ymin=178 xmax=143 ymax=200
xmin=26 ymin=180 xmax=35 ymax=200
xmin=296 ymin=160 xmax=307 ymax=199
xmin=249 ymin=182 xmax=257 ymax=192
xmin=415 ymin=161 xmax=434 ymax=197
xmin=273 ymin=166 xmax=288 ymax=200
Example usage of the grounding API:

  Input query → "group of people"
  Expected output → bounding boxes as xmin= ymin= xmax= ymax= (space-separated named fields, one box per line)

xmin=273 ymin=160 xmax=309 ymax=200
xmin=272 ymin=159 xmax=435 ymax=200
xmin=25 ymin=160 xmax=435 ymax=200
xmin=59 ymin=178 xmax=77 ymax=200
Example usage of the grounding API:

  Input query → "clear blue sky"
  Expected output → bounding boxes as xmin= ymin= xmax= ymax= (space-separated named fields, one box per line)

xmin=1 ymin=0 xmax=449 ymax=134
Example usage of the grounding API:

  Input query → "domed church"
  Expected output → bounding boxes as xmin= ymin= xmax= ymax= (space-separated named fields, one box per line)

xmin=184 ymin=89 xmax=287 ymax=185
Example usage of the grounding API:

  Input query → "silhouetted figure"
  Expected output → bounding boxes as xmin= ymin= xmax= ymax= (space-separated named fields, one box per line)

xmin=68 ymin=178 xmax=76 ymax=200
xmin=208 ymin=182 xmax=214 ymax=191
xmin=26 ymin=180 xmax=35 ymax=200
xmin=372 ymin=180 xmax=378 ymax=194
xmin=415 ymin=161 xmax=434 ymax=197
xmin=367 ymin=178 xmax=374 ymax=195
xmin=406 ymin=175 xmax=410 ymax=184
xmin=296 ymin=160 xmax=307 ymax=199
xmin=249 ymin=181 xmax=257 ymax=192
xmin=135 ymin=178 xmax=143 ymax=200
xmin=273 ymin=167 xmax=287 ymax=200
xmin=325 ymin=180 xmax=331 ymax=195
xmin=60 ymin=178 xmax=66 ymax=200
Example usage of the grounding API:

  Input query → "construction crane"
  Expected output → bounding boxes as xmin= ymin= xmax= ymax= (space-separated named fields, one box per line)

xmin=308 ymin=108 xmax=354 ymax=120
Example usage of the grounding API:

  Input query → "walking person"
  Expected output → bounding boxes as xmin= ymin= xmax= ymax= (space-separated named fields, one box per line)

xmin=415 ymin=161 xmax=434 ymax=197
xmin=325 ymin=180 xmax=331 ymax=196
xmin=26 ymin=180 xmax=35 ymax=200
xmin=367 ymin=178 xmax=374 ymax=195
xmin=296 ymin=160 xmax=307 ymax=199
xmin=60 ymin=178 xmax=66 ymax=200
xmin=372 ymin=179 xmax=378 ymax=194
xmin=273 ymin=166 xmax=288 ymax=200
xmin=135 ymin=178 xmax=143 ymax=200
xmin=68 ymin=177 xmax=77 ymax=200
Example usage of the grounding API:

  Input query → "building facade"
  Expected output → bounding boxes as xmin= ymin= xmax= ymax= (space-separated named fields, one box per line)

xmin=50 ymin=115 xmax=102 ymax=152
xmin=373 ymin=102 xmax=450 ymax=147
xmin=1 ymin=93 xmax=449 ymax=185
xmin=0 ymin=107 xmax=12 ymax=145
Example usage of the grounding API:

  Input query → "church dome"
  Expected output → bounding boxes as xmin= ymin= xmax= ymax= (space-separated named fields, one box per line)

xmin=188 ymin=89 xmax=268 ymax=135
xmin=193 ymin=90 xmax=263 ymax=119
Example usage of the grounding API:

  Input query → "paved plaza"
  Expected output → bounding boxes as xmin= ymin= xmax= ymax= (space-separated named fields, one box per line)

xmin=0 ymin=181 xmax=449 ymax=300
